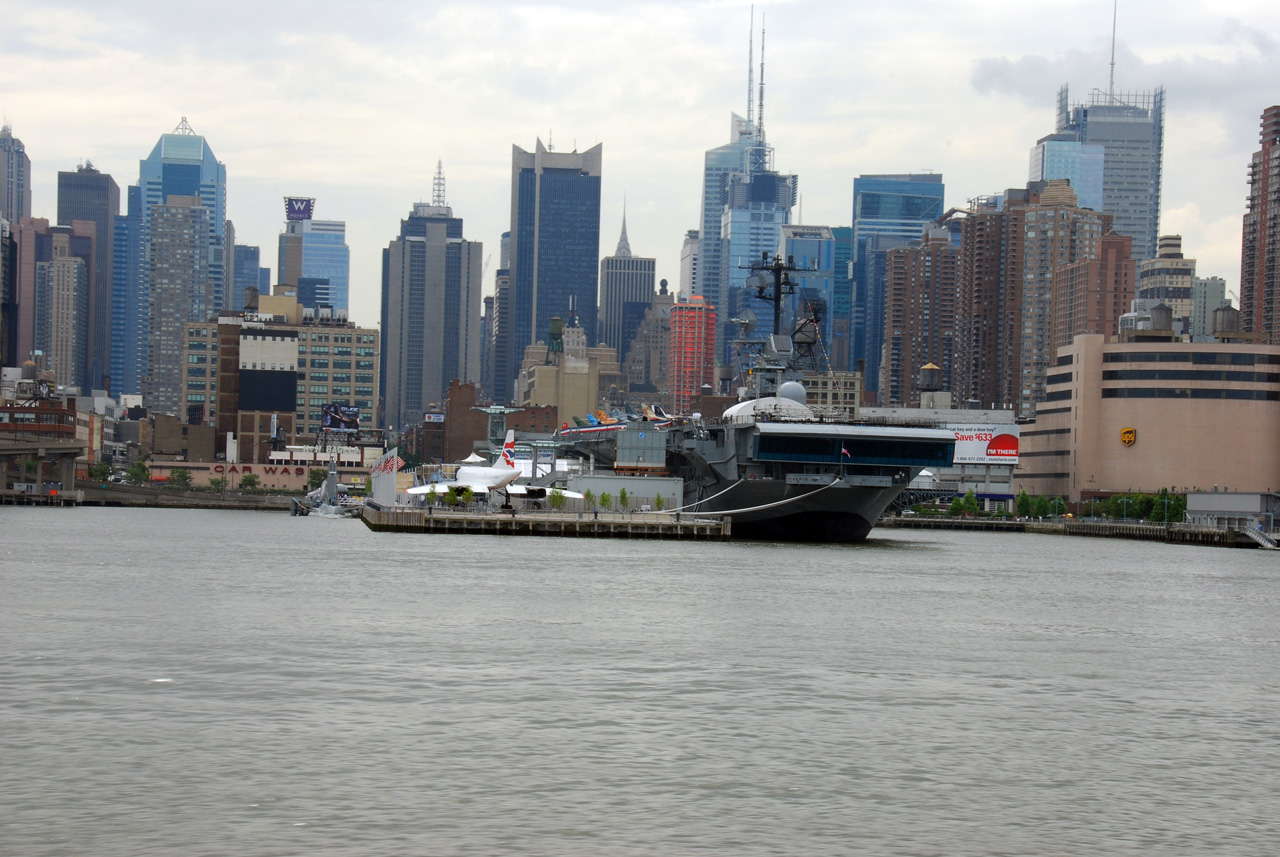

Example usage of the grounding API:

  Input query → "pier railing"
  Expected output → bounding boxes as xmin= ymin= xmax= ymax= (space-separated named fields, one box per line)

xmin=362 ymin=502 xmax=730 ymax=540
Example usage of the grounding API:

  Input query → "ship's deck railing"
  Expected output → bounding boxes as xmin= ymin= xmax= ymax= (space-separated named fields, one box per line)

xmin=706 ymin=413 xmax=950 ymax=429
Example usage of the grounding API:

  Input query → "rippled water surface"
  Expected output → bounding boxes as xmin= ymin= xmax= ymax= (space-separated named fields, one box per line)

xmin=2 ymin=507 xmax=1278 ymax=856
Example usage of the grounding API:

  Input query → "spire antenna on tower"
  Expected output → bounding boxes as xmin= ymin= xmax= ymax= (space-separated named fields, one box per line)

xmin=756 ymin=15 xmax=767 ymax=143
xmin=433 ymin=160 xmax=447 ymax=206
xmin=747 ymin=5 xmax=755 ymax=128
xmin=1108 ymin=0 xmax=1118 ymax=103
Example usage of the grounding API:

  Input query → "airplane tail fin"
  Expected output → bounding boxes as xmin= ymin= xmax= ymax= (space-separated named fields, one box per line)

xmin=500 ymin=430 xmax=516 ymax=467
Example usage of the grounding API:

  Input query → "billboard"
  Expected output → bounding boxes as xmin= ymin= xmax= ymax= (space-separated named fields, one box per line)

xmin=947 ymin=424 xmax=1020 ymax=465
xmin=423 ymin=413 xmax=445 ymax=423
xmin=284 ymin=197 xmax=315 ymax=221
xmin=321 ymin=404 xmax=361 ymax=432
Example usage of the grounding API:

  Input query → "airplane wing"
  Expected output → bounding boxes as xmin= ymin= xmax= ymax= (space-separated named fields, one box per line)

xmin=505 ymin=484 xmax=585 ymax=499
xmin=406 ymin=481 xmax=492 ymax=496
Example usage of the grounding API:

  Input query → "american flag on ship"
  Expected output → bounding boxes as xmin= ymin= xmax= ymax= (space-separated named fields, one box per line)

xmin=369 ymin=451 xmax=405 ymax=475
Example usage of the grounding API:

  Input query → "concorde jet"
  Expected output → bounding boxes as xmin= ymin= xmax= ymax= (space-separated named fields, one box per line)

xmin=406 ymin=431 xmax=582 ymax=500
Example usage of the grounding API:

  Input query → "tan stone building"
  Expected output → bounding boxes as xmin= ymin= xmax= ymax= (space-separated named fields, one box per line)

xmin=517 ymin=322 xmax=621 ymax=422
xmin=1016 ymin=334 xmax=1280 ymax=501
xmin=181 ymin=293 xmax=380 ymax=462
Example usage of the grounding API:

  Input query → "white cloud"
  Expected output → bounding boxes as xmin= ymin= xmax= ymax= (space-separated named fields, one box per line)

xmin=2 ymin=0 xmax=1277 ymax=326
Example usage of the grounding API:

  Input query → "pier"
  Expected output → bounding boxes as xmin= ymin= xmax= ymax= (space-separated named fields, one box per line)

xmin=361 ymin=502 xmax=731 ymax=540
xmin=881 ymin=516 xmax=1254 ymax=548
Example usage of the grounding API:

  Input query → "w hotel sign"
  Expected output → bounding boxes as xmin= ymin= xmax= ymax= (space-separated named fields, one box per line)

xmin=284 ymin=197 xmax=315 ymax=221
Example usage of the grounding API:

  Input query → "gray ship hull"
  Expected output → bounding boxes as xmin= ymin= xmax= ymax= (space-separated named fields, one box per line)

xmin=684 ymin=475 xmax=913 ymax=543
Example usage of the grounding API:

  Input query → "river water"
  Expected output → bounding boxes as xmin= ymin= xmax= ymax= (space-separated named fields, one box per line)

xmin=2 ymin=507 xmax=1277 ymax=856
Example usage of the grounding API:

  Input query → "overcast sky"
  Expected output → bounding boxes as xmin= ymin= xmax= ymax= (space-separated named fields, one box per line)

xmin=3 ymin=0 xmax=1277 ymax=328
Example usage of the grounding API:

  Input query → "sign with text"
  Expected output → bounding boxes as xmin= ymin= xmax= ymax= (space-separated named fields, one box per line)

xmin=284 ymin=197 xmax=315 ymax=221
xmin=947 ymin=424 xmax=1020 ymax=465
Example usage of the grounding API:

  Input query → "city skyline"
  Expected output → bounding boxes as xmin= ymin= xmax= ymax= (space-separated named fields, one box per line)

xmin=2 ymin=1 xmax=1277 ymax=331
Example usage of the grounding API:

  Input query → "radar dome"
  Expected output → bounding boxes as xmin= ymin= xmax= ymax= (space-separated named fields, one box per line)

xmin=778 ymin=381 xmax=807 ymax=405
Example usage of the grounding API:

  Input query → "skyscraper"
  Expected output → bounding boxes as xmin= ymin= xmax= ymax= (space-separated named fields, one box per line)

xmin=880 ymin=227 xmax=958 ymax=406
xmin=780 ymin=225 xmax=836 ymax=363
xmin=1050 ymin=230 xmax=1134 ymax=354
xmin=1046 ymin=84 xmax=1164 ymax=260
xmin=143 ymin=196 xmax=214 ymax=417
xmin=1136 ymin=235 xmax=1195 ymax=320
xmin=0 ymin=125 xmax=32 ymax=223
xmin=13 ymin=218 xmax=96 ymax=389
xmin=696 ymin=113 xmax=757 ymax=313
xmin=231 ymin=244 xmax=270 ymax=312
xmin=113 ymin=119 xmax=227 ymax=398
xmin=1029 ymin=133 xmax=1104 ymax=212
xmin=720 ymin=167 xmax=798 ymax=344
xmin=830 ymin=226 xmax=854 ymax=371
xmin=679 ymin=230 xmax=699 ymax=297
xmin=668 ymin=295 xmax=716 ymax=414
xmin=381 ymin=199 xmax=483 ymax=430
xmin=597 ymin=212 xmax=655 ymax=361
xmin=1241 ymin=106 xmax=1280 ymax=341
xmin=58 ymin=163 xmax=119 ymax=389
xmin=0 ymin=219 xmax=14 ymax=367
xmin=954 ymin=180 xmax=1113 ymax=417
xmin=278 ymin=201 xmax=350 ymax=312
xmin=851 ymin=173 xmax=945 ymax=392
xmin=499 ymin=140 xmax=602 ymax=403
xmin=111 ymin=186 xmax=143 ymax=396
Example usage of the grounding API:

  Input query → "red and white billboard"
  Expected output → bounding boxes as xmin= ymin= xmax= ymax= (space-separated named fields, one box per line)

xmin=947 ymin=424 xmax=1020 ymax=465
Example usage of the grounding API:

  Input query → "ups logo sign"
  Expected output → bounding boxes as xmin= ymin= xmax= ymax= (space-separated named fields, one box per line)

xmin=1121 ymin=427 xmax=1137 ymax=447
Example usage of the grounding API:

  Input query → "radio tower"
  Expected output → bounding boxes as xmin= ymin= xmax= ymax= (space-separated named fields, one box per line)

xmin=432 ymin=160 xmax=447 ymax=206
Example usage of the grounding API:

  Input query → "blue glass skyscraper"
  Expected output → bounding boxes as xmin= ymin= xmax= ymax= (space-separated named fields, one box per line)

xmin=851 ymin=174 xmax=945 ymax=394
xmin=493 ymin=140 xmax=601 ymax=404
xmin=1029 ymin=134 xmax=1104 ymax=212
xmin=278 ymin=217 xmax=350 ymax=312
xmin=232 ymin=244 xmax=270 ymax=311
xmin=112 ymin=119 xmax=226 ymax=397
xmin=1046 ymin=84 xmax=1164 ymax=260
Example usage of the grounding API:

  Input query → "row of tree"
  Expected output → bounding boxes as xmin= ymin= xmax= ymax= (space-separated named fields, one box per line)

xmin=1014 ymin=489 xmax=1187 ymax=522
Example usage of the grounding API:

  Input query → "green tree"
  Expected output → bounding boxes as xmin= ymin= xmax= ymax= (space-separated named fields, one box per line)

xmin=599 ymin=492 xmax=613 ymax=511
xmin=1132 ymin=493 xmax=1156 ymax=521
xmin=126 ymin=462 xmax=150 ymax=484
xmin=460 ymin=487 xmax=476 ymax=506
xmin=89 ymin=462 xmax=113 ymax=482
xmin=1050 ymin=496 xmax=1067 ymax=516
xmin=239 ymin=473 xmax=261 ymax=491
xmin=948 ymin=496 xmax=965 ymax=516
xmin=962 ymin=489 xmax=979 ymax=515
xmin=653 ymin=493 xmax=665 ymax=511
xmin=208 ymin=477 xmax=227 ymax=492
xmin=618 ymin=487 xmax=630 ymax=511
xmin=308 ymin=468 xmax=327 ymax=490
xmin=444 ymin=485 xmax=459 ymax=506
xmin=1015 ymin=489 xmax=1032 ymax=517
xmin=549 ymin=488 xmax=566 ymax=510
xmin=1032 ymin=495 xmax=1050 ymax=517
xmin=582 ymin=488 xmax=596 ymax=510
xmin=168 ymin=468 xmax=193 ymax=490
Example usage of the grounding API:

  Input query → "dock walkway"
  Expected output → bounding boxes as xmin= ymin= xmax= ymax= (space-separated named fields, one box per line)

xmin=882 ymin=516 xmax=1252 ymax=547
xmin=362 ymin=502 xmax=730 ymax=540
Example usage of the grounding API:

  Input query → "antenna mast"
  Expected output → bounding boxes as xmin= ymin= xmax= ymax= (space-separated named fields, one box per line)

xmin=747 ymin=6 xmax=754 ymax=129
xmin=1108 ymin=0 xmax=1118 ymax=103
xmin=432 ymin=160 xmax=447 ymax=207
xmin=756 ymin=15 xmax=766 ymax=144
